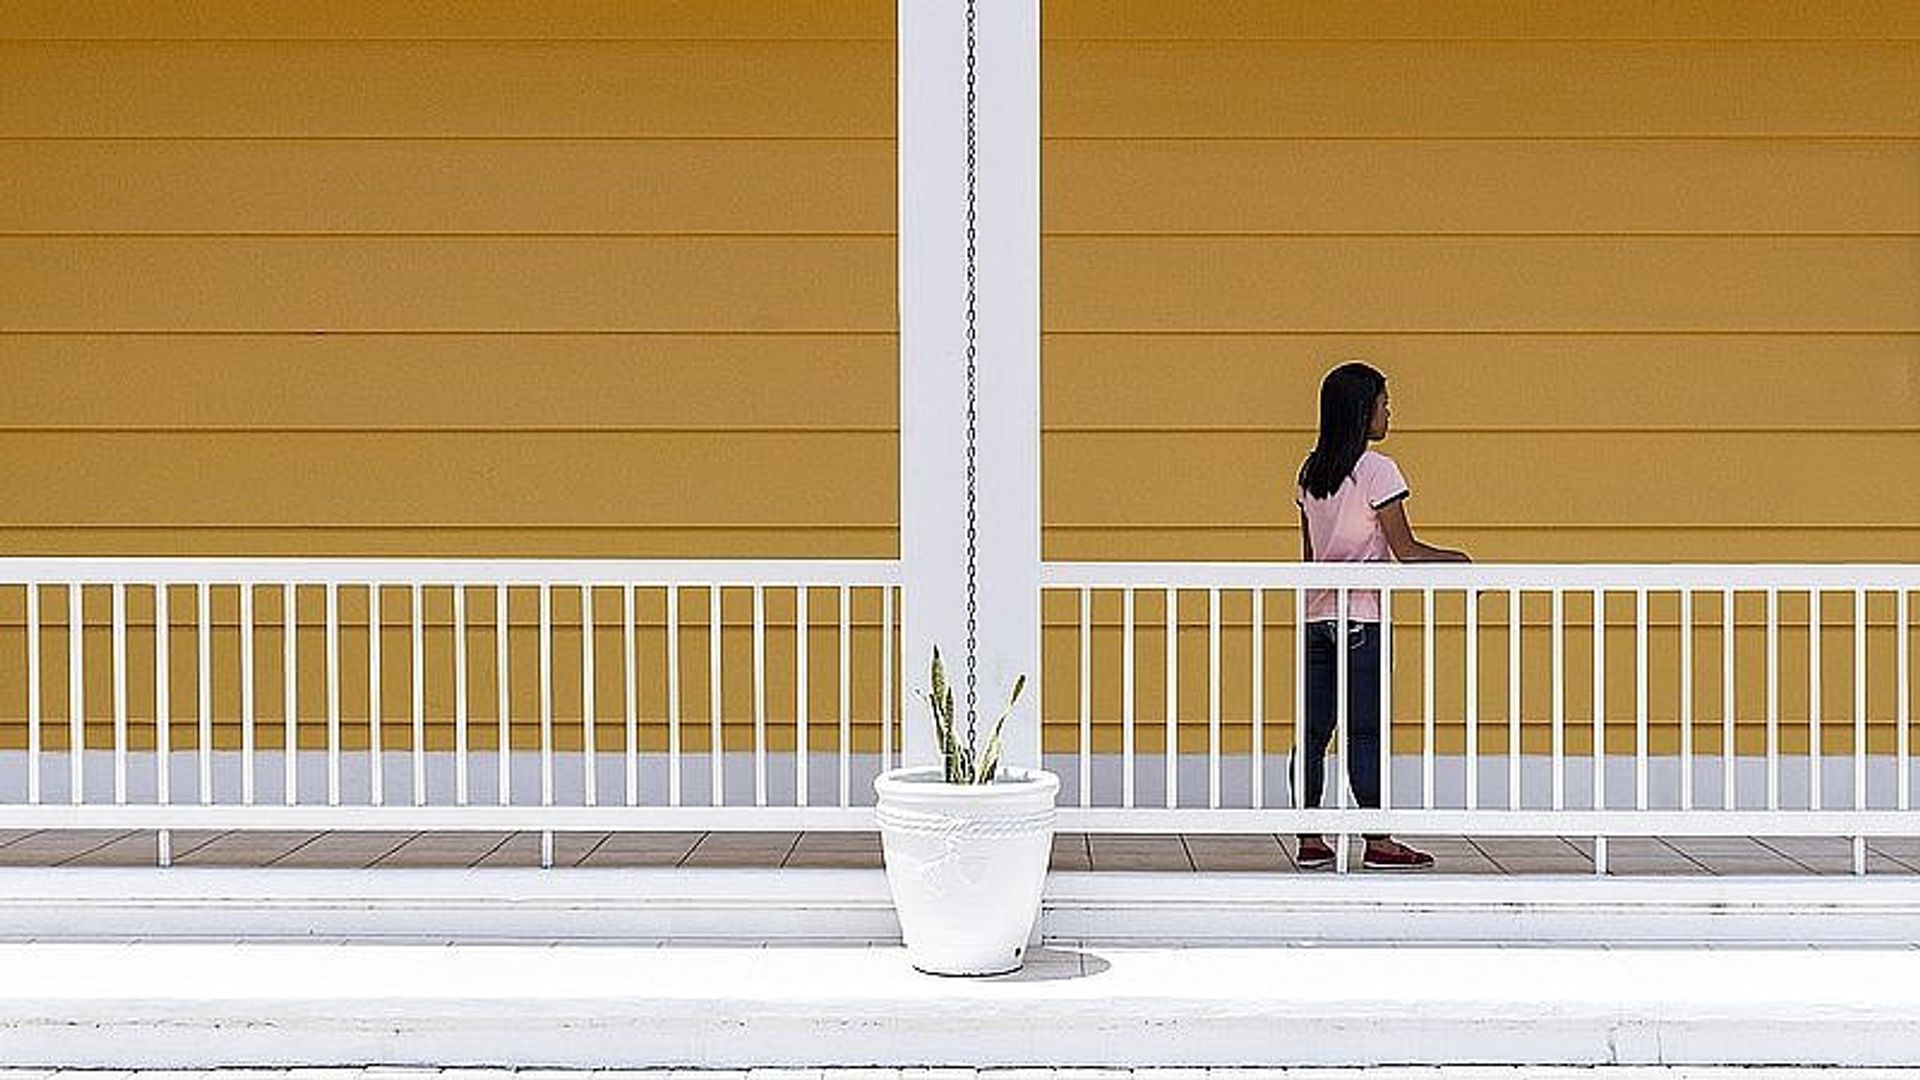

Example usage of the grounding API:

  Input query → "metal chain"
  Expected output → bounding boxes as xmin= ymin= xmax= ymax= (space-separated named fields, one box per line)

xmin=962 ymin=0 xmax=981 ymax=744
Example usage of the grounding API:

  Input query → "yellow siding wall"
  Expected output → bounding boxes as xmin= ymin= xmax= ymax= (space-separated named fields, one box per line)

xmin=0 ymin=2 xmax=898 ymax=558
xmin=1036 ymin=3 xmax=1920 ymax=753
xmin=2 ymin=3 xmax=1916 ymax=758
xmin=0 ymin=2 xmax=898 ymax=752
xmin=1041 ymin=3 xmax=1920 ymax=562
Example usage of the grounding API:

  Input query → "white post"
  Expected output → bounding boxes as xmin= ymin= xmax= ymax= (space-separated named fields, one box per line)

xmin=899 ymin=0 xmax=1041 ymax=768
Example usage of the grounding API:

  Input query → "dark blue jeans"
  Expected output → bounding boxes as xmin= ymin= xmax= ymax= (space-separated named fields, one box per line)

xmin=1291 ymin=620 xmax=1382 ymax=816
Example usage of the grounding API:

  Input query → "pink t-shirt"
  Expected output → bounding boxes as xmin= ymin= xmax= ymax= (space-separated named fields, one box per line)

xmin=1294 ymin=449 xmax=1410 ymax=622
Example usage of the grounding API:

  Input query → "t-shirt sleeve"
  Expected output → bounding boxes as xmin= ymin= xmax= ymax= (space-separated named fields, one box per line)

xmin=1366 ymin=455 xmax=1411 ymax=510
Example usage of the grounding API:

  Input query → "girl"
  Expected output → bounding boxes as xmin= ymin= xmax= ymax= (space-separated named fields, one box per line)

xmin=1294 ymin=361 xmax=1469 ymax=871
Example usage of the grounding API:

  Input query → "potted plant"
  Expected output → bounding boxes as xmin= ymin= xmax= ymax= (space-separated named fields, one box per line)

xmin=873 ymin=647 xmax=1060 ymax=975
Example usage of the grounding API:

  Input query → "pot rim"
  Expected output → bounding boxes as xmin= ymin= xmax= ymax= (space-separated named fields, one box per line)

xmin=874 ymin=763 xmax=1060 ymax=794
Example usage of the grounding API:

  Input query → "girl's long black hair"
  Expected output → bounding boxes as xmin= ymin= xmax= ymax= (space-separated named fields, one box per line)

xmin=1298 ymin=361 xmax=1386 ymax=499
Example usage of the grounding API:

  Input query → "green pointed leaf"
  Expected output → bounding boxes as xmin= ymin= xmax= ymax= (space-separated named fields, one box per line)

xmin=930 ymin=647 xmax=948 ymax=710
xmin=977 ymin=718 xmax=1006 ymax=784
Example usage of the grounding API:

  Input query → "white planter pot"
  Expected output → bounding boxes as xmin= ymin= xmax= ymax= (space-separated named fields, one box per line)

xmin=873 ymin=764 xmax=1060 ymax=976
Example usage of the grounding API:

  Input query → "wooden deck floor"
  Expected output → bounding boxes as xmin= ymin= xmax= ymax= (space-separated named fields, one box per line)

xmin=4 ymin=829 xmax=1919 ymax=875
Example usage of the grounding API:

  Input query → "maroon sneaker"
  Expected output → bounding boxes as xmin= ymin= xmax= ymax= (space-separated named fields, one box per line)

xmin=1362 ymin=838 xmax=1435 ymax=871
xmin=1295 ymin=835 xmax=1335 ymax=871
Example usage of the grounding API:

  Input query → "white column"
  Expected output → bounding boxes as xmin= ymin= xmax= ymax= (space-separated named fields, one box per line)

xmin=899 ymin=0 xmax=1041 ymax=768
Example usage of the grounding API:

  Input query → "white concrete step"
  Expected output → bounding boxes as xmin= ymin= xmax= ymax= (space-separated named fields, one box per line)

xmin=2 ymin=940 xmax=1918 ymax=1068
xmin=11 ymin=1060 xmax=1920 ymax=1068
xmin=5 ymin=867 xmax=1920 ymax=946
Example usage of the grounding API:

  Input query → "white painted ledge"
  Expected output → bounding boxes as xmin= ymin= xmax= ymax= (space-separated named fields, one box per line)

xmin=7 ymin=868 xmax=1920 ymax=945
xmin=1045 ymin=872 xmax=1920 ymax=945
xmin=2 ymin=940 xmax=1918 ymax=1068
xmin=0 ymin=867 xmax=899 ymax=942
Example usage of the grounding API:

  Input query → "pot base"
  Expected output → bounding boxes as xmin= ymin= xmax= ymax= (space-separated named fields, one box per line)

xmin=911 ymin=962 xmax=1021 ymax=977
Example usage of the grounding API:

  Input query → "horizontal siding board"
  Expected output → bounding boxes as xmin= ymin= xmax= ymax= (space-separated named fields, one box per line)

xmin=0 ymin=335 xmax=896 ymax=428
xmin=0 ymin=140 xmax=896 ymax=234
xmin=9 ymin=138 xmax=1913 ymax=236
xmin=0 ymin=527 xmax=894 ymax=558
xmin=1044 ymin=431 xmax=1920 ymax=527
xmin=0 ymin=525 xmax=1912 ymax=563
xmin=1045 ymin=139 xmax=1920 ymax=235
xmin=1042 ymin=2 xmax=1920 ymax=40
xmin=1043 ymin=237 xmax=1920 ymax=331
xmin=0 ymin=42 xmax=893 ymax=137
xmin=0 ymin=432 xmax=895 ymax=526
xmin=6 ymin=0 xmax=1916 ymax=42
xmin=10 ymin=237 xmax=1909 ymax=333
xmin=14 ymin=334 xmax=1912 ymax=434
xmin=0 ymin=237 xmax=894 ymax=331
xmin=1040 ymin=526 xmax=1920 ymax=564
xmin=1045 ymin=42 xmax=1920 ymax=137
xmin=0 ymin=1 xmax=896 ymax=40
xmin=21 ymin=526 xmax=1911 ymax=565
xmin=1042 ymin=334 xmax=1920 ymax=429
xmin=8 ymin=43 xmax=1914 ymax=139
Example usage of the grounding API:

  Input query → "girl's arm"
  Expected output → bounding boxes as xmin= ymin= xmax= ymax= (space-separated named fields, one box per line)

xmin=1378 ymin=502 xmax=1471 ymax=563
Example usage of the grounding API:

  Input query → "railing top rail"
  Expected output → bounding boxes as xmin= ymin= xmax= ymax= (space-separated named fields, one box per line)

xmin=1042 ymin=561 xmax=1920 ymax=591
xmin=0 ymin=557 xmax=901 ymax=587
xmin=2 ymin=558 xmax=1913 ymax=590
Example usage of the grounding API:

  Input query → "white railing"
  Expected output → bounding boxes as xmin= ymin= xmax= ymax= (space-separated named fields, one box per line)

xmin=1044 ymin=563 xmax=1918 ymax=873
xmin=0 ymin=559 xmax=901 ymax=865
xmin=4 ymin=558 xmax=1915 ymax=874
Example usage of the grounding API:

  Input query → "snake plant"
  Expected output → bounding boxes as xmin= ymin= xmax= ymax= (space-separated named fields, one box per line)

xmin=926 ymin=646 xmax=1026 ymax=784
